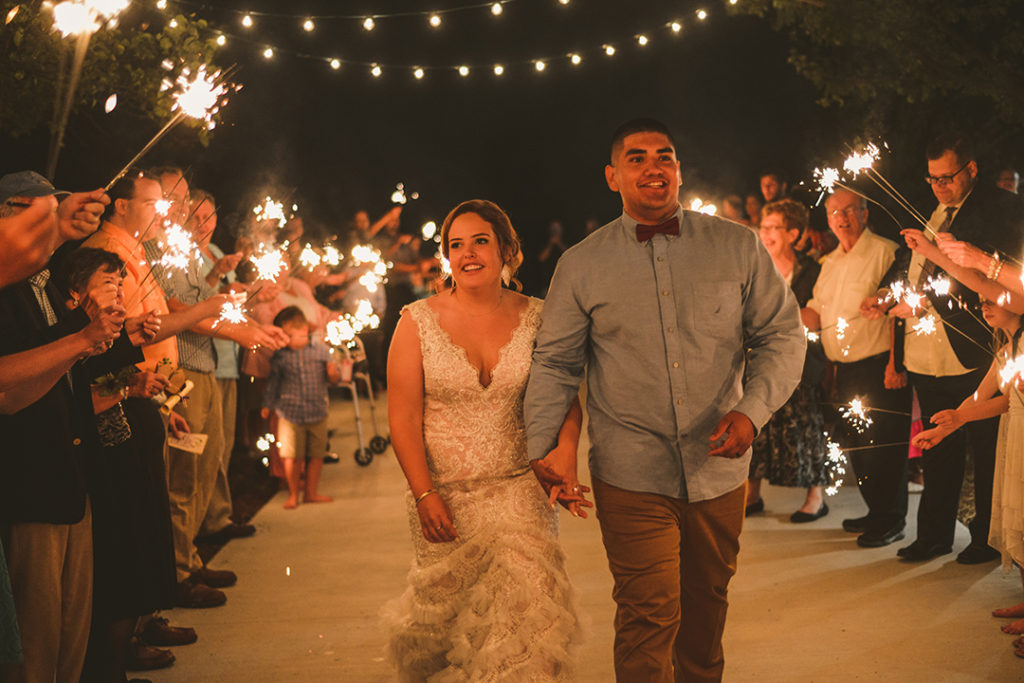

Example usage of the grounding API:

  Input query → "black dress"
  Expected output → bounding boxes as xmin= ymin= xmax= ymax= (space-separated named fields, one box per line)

xmin=749 ymin=253 xmax=832 ymax=488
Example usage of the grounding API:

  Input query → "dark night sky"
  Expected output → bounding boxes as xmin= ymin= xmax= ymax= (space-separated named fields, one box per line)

xmin=7 ymin=1 xmax=849 ymax=248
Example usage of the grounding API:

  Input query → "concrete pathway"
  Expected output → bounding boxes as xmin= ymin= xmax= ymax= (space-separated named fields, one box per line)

xmin=149 ymin=394 xmax=1022 ymax=682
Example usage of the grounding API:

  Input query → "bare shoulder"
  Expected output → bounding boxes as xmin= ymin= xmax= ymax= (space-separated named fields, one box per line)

xmin=505 ymin=290 xmax=533 ymax=313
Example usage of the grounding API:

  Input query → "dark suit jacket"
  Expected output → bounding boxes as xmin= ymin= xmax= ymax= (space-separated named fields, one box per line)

xmin=883 ymin=185 xmax=1024 ymax=371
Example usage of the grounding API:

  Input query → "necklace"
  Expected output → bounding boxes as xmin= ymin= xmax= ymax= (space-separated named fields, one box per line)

xmin=451 ymin=288 xmax=505 ymax=317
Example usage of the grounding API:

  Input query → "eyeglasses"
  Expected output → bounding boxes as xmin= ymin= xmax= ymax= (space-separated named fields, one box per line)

xmin=829 ymin=206 xmax=860 ymax=218
xmin=925 ymin=161 xmax=970 ymax=187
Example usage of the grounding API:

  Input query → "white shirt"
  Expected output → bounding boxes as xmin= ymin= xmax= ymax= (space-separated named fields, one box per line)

xmin=903 ymin=201 xmax=971 ymax=377
xmin=807 ymin=228 xmax=896 ymax=363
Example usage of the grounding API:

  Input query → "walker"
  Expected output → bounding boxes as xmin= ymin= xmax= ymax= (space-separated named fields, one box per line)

xmin=336 ymin=336 xmax=390 ymax=466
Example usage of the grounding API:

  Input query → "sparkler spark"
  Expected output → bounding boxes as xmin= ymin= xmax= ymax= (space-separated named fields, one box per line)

xmin=157 ymin=224 xmax=201 ymax=275
xmin=252 ymin=196 xmax=287 ymax=227
xmin=912 ymin=315 xmax=937 ymax=336
xmin=824 ymin=436 xmax=847 ymax=496
xmin=299 ymin=243 xmax=321 ymax=269
xmin=52 ymin=1 xmax=99 ymax=36
xmin=256 ymin=433 xmax=277 ymax=452
xmin=804 ymin=327 xmax=820 ymax=343
xmin=999 ymin=354 xmax=1024 ymax=389
xmin=843 ymin=143 xmax=880 ymax=178
xmin=840 ymin=398 xmax=874 ymax=434
xmin=925 ymin=276 xmax=951 ymax=297
xmin=324 ymin=299 xmax=381 ymax=346
xmin=251 ymin=247 xmax=286 ymax=281
xmin=322 ymin=245 xmax=341 ymax=267
xmin=215 ymin=301 xmax=247 ymax=327
xmin=164 ymin=64 xmax=233 ymax=130
xmin=813 ymin=166 xmax=840 ymax=193
xmin=834 ymin=317 xmax=849 ymax=340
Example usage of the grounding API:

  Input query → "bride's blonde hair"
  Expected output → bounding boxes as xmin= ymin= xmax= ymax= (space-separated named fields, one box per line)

xmin=440 ymin=199 xmax=524 ymax=291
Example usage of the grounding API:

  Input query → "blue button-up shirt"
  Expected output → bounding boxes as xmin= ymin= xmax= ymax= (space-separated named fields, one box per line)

xmin=525 ymin=207 xmax=805 ymax=502
xmin=263 ymin=340 xmax=333 ymax=425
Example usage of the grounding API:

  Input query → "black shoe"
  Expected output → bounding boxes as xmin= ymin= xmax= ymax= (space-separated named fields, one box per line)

xmin=791 ymin=502 xmax=829 ymax=523
xmin=745 ymin=499 xmax=764 ymax=516
xmin=956 ymin=544 xmax=1001 ymax=565
xmin=842 ymin=515 xmax=870 ymax=533
xmin=324 ymin=452 xmax=341 ymax=464
xmin=897 ymin=540 xmax=952 ymax=562
xmin=857 ymin=526 xmax=906 ymax=548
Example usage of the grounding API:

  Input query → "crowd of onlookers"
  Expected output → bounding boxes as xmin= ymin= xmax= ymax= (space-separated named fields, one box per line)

xmin=1 ymin=136 xmax=1023 ymax=681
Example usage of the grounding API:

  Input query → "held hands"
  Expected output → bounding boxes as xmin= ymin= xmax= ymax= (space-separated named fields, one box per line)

xmin=708 ymin=411 xmax=754 ymax=458
xmin=911 ymin=425 xmax=952 ymax=450
xmin=930 ymin=408 xmax=964 ymax=431
xmin=530 ymin=445 xmax=593 ymax=518
xmin=416 ymin=492 xmax=457 ymax=543
xmin=860 ymin=292 xmax=889 ymax=320
xmin=81 ymin=282 xmax=126 ymax=352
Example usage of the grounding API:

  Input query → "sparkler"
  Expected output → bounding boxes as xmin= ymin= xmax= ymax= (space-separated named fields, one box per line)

xmin=251 ymin=246 xmax=287 ymax=281
xmin=688 ymin=198 xmax=717 ymax=215
xmin=324 ymin=300 xmax=381 ymax=347
xmin=834 ymin=316 xmax=849 ymax=340
xmin=253 ymin=196 xmax=288 ymax=227
xmin=840 ymin=398 xmax=873 ymax=434
xmin=911 ymin=314 xmax=938 ymax=336
xmin=105 ymin=65 xmax=239 ymax=190
xmin=213 ymin=291 xmax=249 ymax=328
xmin=256 ymin=433 xmax=277 ymax=452
xmin=803 ymin=327 xmax=820 ymax=343
xmin=299 ymin=243 xmax=321 ymax=269
xmin=999 ymin=354 xmax=1024 ymax=389
xmin=390 ymin=182 xmax=420 ymax=205
xmin=322 ymin=245 xmax=341 ymax=267
xmin=824 ymin=437 xmax=847 ymax=496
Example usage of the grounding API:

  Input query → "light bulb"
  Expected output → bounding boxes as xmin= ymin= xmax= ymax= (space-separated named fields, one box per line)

xmin=363 ymin=16 xmax=374 ymax=31
xmin=493 ymin=64 xmax=504 ymax=76
xmin=429 ymin=13 xmax=441 ymax=27
xmin=491 ymin=2 xmax=503 ymax=16
xmin=242 ymin=14 xmax=252 ymax=28
xmin=457 ymin=65 xmax=469 ymax=76
xmin=330 ymin=58 xmax=341 ymax=70
xmin=303 ymin=18 xmax=314 ymax=31
xmin=534 ymin=60 xmax=546 ymax=72
xmin=569 ymin=53 xmax=581 ymax=65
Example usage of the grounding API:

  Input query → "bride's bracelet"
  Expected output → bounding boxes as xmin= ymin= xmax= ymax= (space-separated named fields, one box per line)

xmin=414 ymin=488 xmax=438 ymax=505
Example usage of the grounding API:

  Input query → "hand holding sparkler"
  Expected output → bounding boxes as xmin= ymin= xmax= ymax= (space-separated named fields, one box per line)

xmin=57 ymin=189 xmax=109 ymax=241
xmin=900 ymin=228 xmax=941 ymax=260
xmin=125 ymin=310 xmax=161 ymax=346
xmin=929 ymin=408 xmax=965 ymax=431
xmin=911 ymin=424 xmax=953 ymax=451
xmin=934 ymin=234 xmax=992 ymax=272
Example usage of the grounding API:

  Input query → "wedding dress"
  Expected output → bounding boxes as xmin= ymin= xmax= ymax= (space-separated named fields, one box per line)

xmin=384 ymin=296 xmax=580 ymax=682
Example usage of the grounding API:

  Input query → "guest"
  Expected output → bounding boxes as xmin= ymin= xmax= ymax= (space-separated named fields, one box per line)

xmin=806 ymin=188 xmax=911 ymax=548
xmin=261 ymin=306 xmax=340 ymax=509
xmin=745 ymin=193 xmax=764 ymax=228
xmin=746 ymin=199 xmax=831 ymax=522
xmin=996 ymin=167 xmax=1020 ymax=194
xmin=760 ymin=169 xmax=789 ymax=204
xmin=721 ymin=194 xmax=749 ymax=227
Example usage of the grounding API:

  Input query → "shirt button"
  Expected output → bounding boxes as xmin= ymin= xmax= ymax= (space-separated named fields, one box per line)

xmin=667 ymin=327 xmax=674 ymax=333
xmin=657 ymin=256 xmax=664 ymax=262
xmin=673 ymin=362 xmax=679 ymax=368
xmin=662 ymin=290 xmax=669 ymax=296
xmin=676 ymin=399 xmax=684 ymax=406
xmin=72 ymin=438 xmax=82 ymax=446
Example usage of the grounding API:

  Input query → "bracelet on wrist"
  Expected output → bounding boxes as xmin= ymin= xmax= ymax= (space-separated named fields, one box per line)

xmin=987 ymin=252 xmax=1001 ymax=280
xmin=993 ymin=260 xmax=1005 ymax=282
xmin=414 ymin=488 xmax=437 ymax=505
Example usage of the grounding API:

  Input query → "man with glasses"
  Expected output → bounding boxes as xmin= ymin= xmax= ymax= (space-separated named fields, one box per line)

xmin=863 ymin=133 xmax=1024 ymax=564
xmin=805 ymin=187 xmax=911 ymax=548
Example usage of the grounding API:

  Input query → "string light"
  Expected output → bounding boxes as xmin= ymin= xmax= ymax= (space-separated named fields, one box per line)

xmin=371 ymin=63 xmax=382 ymax=77
xmin=168 ymin=18 xmax=178 ymax=28
xmin=362 ymin=16 xmax=375 ymax=31
xmin=534 ymin=60 xmax=546 ymax=72
xmin=156 ymin=0 xmax=166 ymax=8
xmin=670 ymin=21 xmax=682 ymax=33
xmin=569 ymin=53 xmax=581 ymax=65
xmin=263 ymin=47 xmax=273 ymax=59
xmin=241 ymin=14 xmax=252 ymax=28
xmin=603 ymin=44 xmax=615 ymax=56
xmin=413 ymin=66 xmax=424 ymax=79
xmin=637 ymin=34 xmax=649 ymax=46
xmin=457 ymin=65 xmax=470 ymax=76
xmin=494 ymin=63 xmax=504 ymax=75
xmin=302 ymin=18 xmax=314 ymax=32
xmin=429 ymin=13 xmax=441 ymax=27
xmin=491 ymin=3 xmax=503 ymax=16
xmin=330 ymin=58 xmax=341 ymax=70
xmin=696 ymin=9 xmax=708 ymax=20
xmin=216 ymin=34 xmax=226 ymax=45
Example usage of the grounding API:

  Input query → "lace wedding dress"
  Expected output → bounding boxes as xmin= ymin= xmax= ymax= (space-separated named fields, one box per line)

xmin=384 ymin=296 xmax=580 ymax=682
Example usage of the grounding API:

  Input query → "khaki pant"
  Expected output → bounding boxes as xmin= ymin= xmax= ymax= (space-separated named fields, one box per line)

xmin=593 ymin=479 xmax=745 ymax=683
xmin=1 ymin=504 xmax=93 ymax=683
xmin=275 ymin=416 xmax=328 ymax=460
xmin=199 ymin=378 xmax=237 ymax=536
xmin=166 ymin=370 xmax=224 ymax=581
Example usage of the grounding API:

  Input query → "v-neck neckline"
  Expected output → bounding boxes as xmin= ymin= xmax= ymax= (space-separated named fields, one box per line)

xmin=424 ymin=297 xmax=530 ymax=390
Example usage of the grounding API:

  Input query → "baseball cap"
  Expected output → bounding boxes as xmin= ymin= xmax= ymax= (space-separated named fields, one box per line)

xmin=0 ymin=171 xmax=71 ymax=204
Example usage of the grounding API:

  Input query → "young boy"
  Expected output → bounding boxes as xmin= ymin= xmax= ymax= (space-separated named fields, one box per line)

xmin=262 ymin=306 xmax=341 ymax=509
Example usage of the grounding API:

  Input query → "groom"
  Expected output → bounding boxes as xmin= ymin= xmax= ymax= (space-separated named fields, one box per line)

xmin=526 ymin=118 xmax=805 ymax=681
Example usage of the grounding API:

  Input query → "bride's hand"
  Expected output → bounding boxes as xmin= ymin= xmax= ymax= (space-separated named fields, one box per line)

xmin=531 ymin=445 xmax=593 ymax=518
xmin=550 ymin=481 xmax=594 ymax=518
xmin=417 ymin=493 xmax=457 ymax=543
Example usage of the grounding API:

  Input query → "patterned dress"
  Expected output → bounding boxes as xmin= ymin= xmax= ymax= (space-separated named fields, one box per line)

xmin=990 ymin=349 xmax=1024 ymax=572
xmin=384 ymin=297 xmax=580 ymax=682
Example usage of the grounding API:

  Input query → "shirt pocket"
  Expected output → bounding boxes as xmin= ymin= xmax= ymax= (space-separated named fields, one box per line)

xmin=690 ymin=281 xmax=743 ymax=339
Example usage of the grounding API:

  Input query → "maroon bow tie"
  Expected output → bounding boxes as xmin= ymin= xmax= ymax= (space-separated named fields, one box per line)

xmin=636 ymin=217 xmax=679 ymax=242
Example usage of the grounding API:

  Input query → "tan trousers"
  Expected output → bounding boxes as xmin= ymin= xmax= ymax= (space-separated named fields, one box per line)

xmin=167 ymin=370 xmax=224 ymax=581
xmin=1 ymin=504 xmax=93 ymax=683
xmin=199 ymin=378 xmax=237 ymax=536
xmin=593 ymin=479 xmax=745 ymax=683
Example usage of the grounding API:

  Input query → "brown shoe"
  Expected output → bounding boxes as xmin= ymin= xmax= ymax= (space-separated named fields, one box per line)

xmin=140 ymin=615 xmax=198 ymax=646
xmin=175 ymin=579 xmax=226 ymax=608
xmin=189 ymin=566 xmax=237 ymax=588
xmin=126 ymin=636 xmax=175 ymax=671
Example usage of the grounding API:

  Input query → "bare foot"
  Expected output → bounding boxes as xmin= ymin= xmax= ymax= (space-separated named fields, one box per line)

xmin=1014 ymin=635 xmax=1024 ymax=648
xmin=1002 ymin=617 xmax=1024 ymax=634
xmin=993 ymin=602 xmax=1024 ymax=618
xmin=304 ymin=493 xmax=333 ymax=504
xmin=284 ymin=497 xmax=298 ymax=510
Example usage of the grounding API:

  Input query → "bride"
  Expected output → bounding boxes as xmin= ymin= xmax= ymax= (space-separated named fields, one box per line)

xmin=384 ymin=199 xmax=587 ymax=681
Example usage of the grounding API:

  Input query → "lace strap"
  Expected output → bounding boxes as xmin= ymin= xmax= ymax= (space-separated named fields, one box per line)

xmin=402 ymin=298 xmax=448 ymax=360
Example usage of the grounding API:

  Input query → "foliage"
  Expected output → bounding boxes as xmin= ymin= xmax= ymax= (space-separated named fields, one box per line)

xmin=730 ymin=0 xmax=1024 ymax=130
xmin=0 ymin=2 xmax=223 ymax=141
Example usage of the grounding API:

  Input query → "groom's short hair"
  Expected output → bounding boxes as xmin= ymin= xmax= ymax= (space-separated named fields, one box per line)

xmin=610 ymin=118 xmax=677 ymax=162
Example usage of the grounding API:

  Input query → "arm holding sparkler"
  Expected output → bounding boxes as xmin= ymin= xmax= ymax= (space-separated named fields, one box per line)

xmin=0 ymin=198 xmax=60 ymax=289
xmin=913 ymin=359 xmax=1010 ymax=450
xmin=368 ymin=206 xmax=402 ymax=239
xmin=56 ymin=189 xmax=109 ymax=243
xmin=203 ymin=251 xmax=244 ymax=289
xmin=166 ymin=294 xmax=288 ymax=351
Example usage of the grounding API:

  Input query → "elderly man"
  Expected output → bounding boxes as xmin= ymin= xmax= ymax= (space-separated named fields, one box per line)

xmin=863 ymin=133 xmax=1024 ymax=563
xmin=526 ymin=119 xmax=805 ymax=682
xmin=805 ymin=188 xmax=911 ymax=547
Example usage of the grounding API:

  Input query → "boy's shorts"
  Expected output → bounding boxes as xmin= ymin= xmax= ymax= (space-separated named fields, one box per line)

xmin=276 ymin=416 xmax=328 ymax=460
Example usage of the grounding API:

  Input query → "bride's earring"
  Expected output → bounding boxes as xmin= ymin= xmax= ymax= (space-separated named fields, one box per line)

xmin=501 ymin=264 xmax=511 ymax=287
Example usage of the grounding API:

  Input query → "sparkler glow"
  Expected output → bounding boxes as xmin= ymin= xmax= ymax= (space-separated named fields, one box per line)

xmin=214 ymin=300 xmax=247 ymax=327
xmin=299 ymin=243 xmax=321 ymax=269
xmin=834 ymin=317 xmax=849 ymax=340
xmin=421 ymin=221 xmax=437 ymax=240
xmin=324 ymin=300 xmax=381 ymax=346
xmin=157 ymin=224 xmax=202 ymax=274
xmin=251 ymin=247 xmax=286 ymax=281
xmin=999 ymin=354 xmax=1024 ymax=389
xmin=813 ymin=166 xmax=840 ymax=193
xmin=390 ymin=182 xmax=420 ymax=205
xmin=843 ymin=143 xmax=880 ymax=178
xmin=925 ymin=275 xmax=951 ymax=297
xmin=911 ymin=315 xmax=938 ymax=336
xmin=804 ymin=327 xmax=820 ymax=343
xmin=256 ymin=433 xmax=277 ymax=452
xmin=689 ymin=198 xmax=717 ymax=215
xmin=840 ymin=398 xmax=874 ymax=434
xmin=824 ymin=437 xmax=847 ymax=496
xmin=252 ymin=196 xmax=287 ymax=227
xmin=322 ymin=245 xmax=341 ymax=267
xmin=52 ymin=1 xmax=99 ymax=36
xmin=164 ymin=64 xmax=232 ymax=130
xmin=104 ymin=93 xmax=117 ymax=113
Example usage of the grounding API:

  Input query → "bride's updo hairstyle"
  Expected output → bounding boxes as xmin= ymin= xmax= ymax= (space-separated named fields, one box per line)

xmin=440 ymin=199 xmax=524 ymax=291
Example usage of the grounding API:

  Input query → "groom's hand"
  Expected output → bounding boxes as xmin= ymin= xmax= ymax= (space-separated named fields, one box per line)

xmin=530 ymin=446 xmax=593 ymax=518
xmin=708 ymin=411 xmax=754 ymax=459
